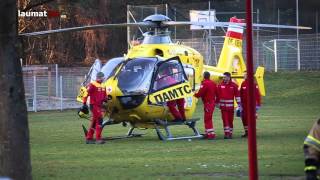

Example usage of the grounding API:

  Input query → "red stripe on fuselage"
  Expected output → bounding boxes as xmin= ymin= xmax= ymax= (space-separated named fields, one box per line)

xmin=226 ymin=31 xmax=243 ymax=39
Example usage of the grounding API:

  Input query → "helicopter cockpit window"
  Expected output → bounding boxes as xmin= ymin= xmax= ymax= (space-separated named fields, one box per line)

xmin=100 ymin=57 xmax=124 ymax=80
xmin=117 ymin=58 xmax=157 ymax=95
xmin=152 ymin=60 xmax=187 ymax=92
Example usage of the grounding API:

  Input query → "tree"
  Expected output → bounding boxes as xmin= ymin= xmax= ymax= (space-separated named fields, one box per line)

xmin=0 ymin=0 xmax=32 ymax=179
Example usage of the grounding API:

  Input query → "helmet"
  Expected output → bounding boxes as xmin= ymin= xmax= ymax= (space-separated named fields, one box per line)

xmin=223 ymin=72 xmax=231 ymax=77
xmin=203 ymin=71 xmax=210 ymax=79
xmin=96 ymin=72 xmax=104 ymax=78
xmin=78 ymin=105 xmax=89 ymax=118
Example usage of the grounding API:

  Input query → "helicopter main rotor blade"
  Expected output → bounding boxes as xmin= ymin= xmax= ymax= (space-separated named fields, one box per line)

xmin=164 ymin=21 xmax=311 ymax=30
xmin=164 ymin=21 xmax=230 ymax=27
xmin=19 ymin=22 xmax=149 ymax=37
xmin=252 ymin=23 xmax=311 ymax=30
xmin=20 ymin=19 xmax=311 ymax=37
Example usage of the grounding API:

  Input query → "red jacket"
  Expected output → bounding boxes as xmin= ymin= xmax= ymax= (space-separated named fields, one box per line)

xmin=156 ymin=75 xmax=177 ymax=90
xmin=194 ymin=79 xmax=217 ymax=104
xmin=217 ymin=81 xmax=240 ymax=110
xmin=83 ymin=81 xmax=107 ymax=106
xmin=240 ymin=79 xmax=261 ymax=107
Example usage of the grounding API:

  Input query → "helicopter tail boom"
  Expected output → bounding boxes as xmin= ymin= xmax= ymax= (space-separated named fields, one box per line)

xmin=254 ymin=66 xmax=265 ymax=96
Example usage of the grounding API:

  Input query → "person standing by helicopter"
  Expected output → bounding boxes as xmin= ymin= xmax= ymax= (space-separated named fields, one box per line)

xmin=155 ymin=66 xmax=186 ymax=122
xmin=239 ymin=72 xmax=261 ymax=137
xmin=194 ymin=71 xmax=218 ymax=140
xmin=217 ymin=72 xmax=241 ymax=139
xmin=82 ymin=72 xmax=107 ymax=144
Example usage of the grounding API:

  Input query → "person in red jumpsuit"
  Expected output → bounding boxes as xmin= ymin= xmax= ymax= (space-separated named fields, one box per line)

xmin=239 ymin=73 xmax=261 ymax=137
xmin=82 ymin=72 xmax=107 ymax=144
xmin=156 ymin=68 xmax=186 ymax=122
xmin=167 ymin=98 xmax=186 ymax=122
xmin=217 ymin=72 xmax=241 ymax=139
xmin=194 ymin=71 xmax=218 ymax=139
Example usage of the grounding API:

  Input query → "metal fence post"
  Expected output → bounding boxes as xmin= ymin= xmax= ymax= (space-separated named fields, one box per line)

xmin=297 ymin=40 xmax=301 ymax=71
xmin=257 ymin=9 xmax=260 ymax=66
xmin=317 ymin=11 xmax=319 ymax=69
xmin=127 ymin=5 xmax=131 ymax=50
xmin=165 ymin=3 xmax=168 ymax=17
xmin=55 ymin=64 xmax=58 ymax=97
xmin=60 ymin=75 xmax=63 ymax=111
xmin=315 ymin=11 xmax=320 ymax=69
xmin=296 ymin=0 xmax=300 ymax=71
xmin=208 ymin=1 xmax=212 ymax=65
xmin=33 ymin=75 xmax=37 ymax=112
xmin=277 ymin=8 xmax=280 ymax=39
xmin=274 ymin=40 xmax=278 ymax=72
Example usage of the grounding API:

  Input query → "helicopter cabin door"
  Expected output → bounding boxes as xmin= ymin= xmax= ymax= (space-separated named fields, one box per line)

xmin=148 ymin=57 xmax=193 ymax=105
xmin=183 ymin=65 xmax=196 ymax=91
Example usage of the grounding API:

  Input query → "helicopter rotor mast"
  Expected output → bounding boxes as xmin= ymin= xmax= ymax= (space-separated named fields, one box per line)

xmin=143 ymin=14 xmax=171 ymax=37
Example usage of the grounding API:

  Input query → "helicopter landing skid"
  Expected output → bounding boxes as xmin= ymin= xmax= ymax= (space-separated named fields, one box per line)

xmin=154 ymin=118 xmax=203 ymax=141
xmin=82 ymin=124 xmax=144 ymax=141
xmin=102 ymin=127 xmax=145 ymax=141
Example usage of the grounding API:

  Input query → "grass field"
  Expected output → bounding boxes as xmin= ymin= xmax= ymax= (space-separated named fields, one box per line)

xmin=28 ymin=72 xmax=320 ymax=180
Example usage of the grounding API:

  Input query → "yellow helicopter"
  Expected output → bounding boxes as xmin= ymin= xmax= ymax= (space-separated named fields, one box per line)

xmin=20 ymin=14 xmax=310 ymax=140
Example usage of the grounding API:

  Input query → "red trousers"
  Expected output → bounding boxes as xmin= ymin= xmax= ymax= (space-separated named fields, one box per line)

xmin=167 ymin=98 xmax=186 ymax=120
xmin=204 ymin=102 xmax=215 ymax=137
xmin=241 ymin=107 xmax=258 ymax=133
xmin=221 ymin=110 xmax=234 ymax=136
xmin=86 ymin=105 xmax=103 ymax=140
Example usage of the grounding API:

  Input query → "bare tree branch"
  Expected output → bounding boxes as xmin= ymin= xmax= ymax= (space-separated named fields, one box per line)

xmin=22 ymin=0 xmax=56 ymax=11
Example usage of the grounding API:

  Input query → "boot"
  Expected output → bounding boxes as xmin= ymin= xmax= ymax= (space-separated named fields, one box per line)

xmin=224 ymin=133 xmax=232 ymax=139
xmin=206 ymin=134 xmax=216 ymax=140
xmin=241 ymin=131 xmax=248 ymax=138
xmin=95 ymin=139 xmax=105 ymax=144
xmin=95 ymin=125 xmax=103 ymax=141
xmin=224 ymin=132 xmax=232 ymax=139
xmin=85 ymin=139 xmax=95 ymax=144
xmin=86 ymin=128 xmax=94 ymax=140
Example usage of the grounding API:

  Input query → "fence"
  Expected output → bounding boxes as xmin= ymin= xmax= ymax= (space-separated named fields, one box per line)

xmin=23 ymin=33 xmax=319 ymax=111
xmin=127 ymin=4 xmax=320 ymax=71
xmin=260 ymin=34 xmax=320 ymax=71
xmin=177 ymin=33 xmax=320 ymax=71
xmin=23 ymin=65 xmax=89 ymax=111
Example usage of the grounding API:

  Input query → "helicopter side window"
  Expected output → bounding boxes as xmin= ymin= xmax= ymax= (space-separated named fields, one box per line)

xmin=184 ymin=65 xmax=196 ymax=91
xmin=153 ymin=60 xmax=186 ymax=92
